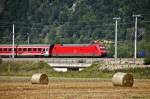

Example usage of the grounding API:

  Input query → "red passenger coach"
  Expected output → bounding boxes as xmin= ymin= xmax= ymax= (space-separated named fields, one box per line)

xmin=0 ymin=45 xmax=50 ymax=57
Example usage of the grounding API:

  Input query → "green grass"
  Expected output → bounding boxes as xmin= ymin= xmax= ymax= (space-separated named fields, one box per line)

xmin=0 ymin=60 xmax=54 ymax=76
xmin=0 ymin=60 xmax=150 ymax=79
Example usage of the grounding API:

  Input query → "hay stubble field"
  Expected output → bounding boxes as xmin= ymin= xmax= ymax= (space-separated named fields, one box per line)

xmin=0 ymin=78 xmax=150 ymax=99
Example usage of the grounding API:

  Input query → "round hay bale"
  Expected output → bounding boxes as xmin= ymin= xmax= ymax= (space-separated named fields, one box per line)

xmin=112 ymin=72 xmax=134 ymax=87
xmin=31 ymin=73 xmax=49 ymax=84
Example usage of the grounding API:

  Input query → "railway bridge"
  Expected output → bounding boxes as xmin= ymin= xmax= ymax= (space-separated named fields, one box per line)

xmin=49 ymin=63 xmax=92 ymax=72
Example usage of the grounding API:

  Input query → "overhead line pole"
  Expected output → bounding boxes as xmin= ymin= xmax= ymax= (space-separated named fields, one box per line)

xmin=12 ymin=24 xmax=15 ymax=59
xmin=133 ymin=14 xmax=141 ymax=62
xmin=113 ymin=17 xmax=120 ymax=62
xmin=27 ymin=33 xmax=30 ymax=45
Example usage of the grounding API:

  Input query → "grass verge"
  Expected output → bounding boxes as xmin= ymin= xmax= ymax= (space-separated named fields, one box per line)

xmin=0 ymin=60 xmax=150 ymax=79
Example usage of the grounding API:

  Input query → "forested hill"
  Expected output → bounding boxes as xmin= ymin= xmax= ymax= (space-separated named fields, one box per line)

xmin=0 ymin=0 xmax=150 ymax=45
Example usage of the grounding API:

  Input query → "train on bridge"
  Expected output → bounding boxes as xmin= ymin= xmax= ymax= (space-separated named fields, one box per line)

xmin=0 ymin=44 xmax=107 ymax=58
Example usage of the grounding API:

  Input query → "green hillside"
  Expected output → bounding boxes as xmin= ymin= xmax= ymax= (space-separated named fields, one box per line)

xmin=0 ymin=0 xmax=150 ymax=57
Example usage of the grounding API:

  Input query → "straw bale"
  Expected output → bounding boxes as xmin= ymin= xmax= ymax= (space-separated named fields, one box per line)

xmin=112 ymin=72 xmax=134 ymax=87
xmin=31 ymin=73 xmax=48 ymax=84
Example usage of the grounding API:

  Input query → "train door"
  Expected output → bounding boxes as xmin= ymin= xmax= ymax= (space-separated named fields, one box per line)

xmin=44 ymin=48 xmax=49 ymax=56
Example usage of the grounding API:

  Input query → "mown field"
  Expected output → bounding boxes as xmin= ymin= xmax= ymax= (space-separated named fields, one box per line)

xmin=0 ymin=78 xmax=150 ymax=99
xmin=0 ymin=60 xmax=150 ymax=99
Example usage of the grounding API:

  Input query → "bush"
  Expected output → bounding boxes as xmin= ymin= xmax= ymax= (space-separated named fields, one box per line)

xmin=144 ymin=57 xmax=150 ymax=65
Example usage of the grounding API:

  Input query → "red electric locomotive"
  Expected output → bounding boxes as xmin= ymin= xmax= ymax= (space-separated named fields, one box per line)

xmin=0 ymin=44 xmax=107 ymax=57
xmin=51 ymin=44 xmax=107 ymax=57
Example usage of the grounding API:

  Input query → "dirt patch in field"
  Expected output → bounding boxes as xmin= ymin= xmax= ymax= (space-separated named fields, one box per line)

xmin=0 ymin=77 xmax=150 ymax=99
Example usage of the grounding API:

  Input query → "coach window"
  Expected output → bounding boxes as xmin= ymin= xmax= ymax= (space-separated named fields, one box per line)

xmin=0 ymin=48 xmax=2 ymax=52
xmin=23 ymin=48 xmax=27 ymax=51
xmin=14 ymin=48 xmax=16 ymax=51
xmin=9 ymin=48 xmax=12 ymax=51
xmin=18 ymin=48 xmax=22 ymax=51
xmin=42 ymin=48 xmax=45 ymax=51
xmin=33 ymin=48 xmax=36 ymax=51
xmin=28 ymin=48 xmax=31 ymax=51
xmin=38 ymin=48 xmax=41 ymax=51
xmin=4 ymin=48 xmax=7 ymax=51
